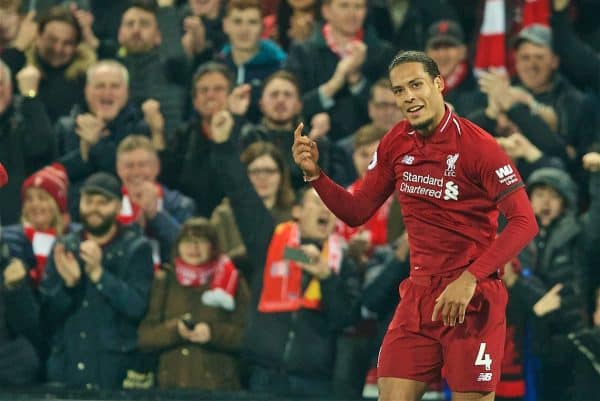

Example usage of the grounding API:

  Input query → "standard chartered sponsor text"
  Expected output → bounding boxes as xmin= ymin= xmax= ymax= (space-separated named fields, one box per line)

xmin=401 ymin=171 xmax=444 ymax=199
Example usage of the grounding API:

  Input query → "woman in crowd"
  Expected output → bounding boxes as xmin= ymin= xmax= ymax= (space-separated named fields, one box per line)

xmin=3 ymin=164 xmax=73 ymax=287
xmin=138 ymin=217 xmax=250 ymax=390
xmin=211 ymin=141 xmax=295 ymax=265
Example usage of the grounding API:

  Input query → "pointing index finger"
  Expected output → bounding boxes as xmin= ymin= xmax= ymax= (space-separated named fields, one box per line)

xmin=294 ymin=122 xmax=304 ymax=140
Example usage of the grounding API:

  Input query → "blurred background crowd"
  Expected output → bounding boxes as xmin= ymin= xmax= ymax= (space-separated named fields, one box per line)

xmin=0 ymin=0 xmax=598 ymax=400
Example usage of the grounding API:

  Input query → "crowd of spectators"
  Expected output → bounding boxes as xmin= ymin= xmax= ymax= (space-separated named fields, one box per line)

xmin=0 ymin=0 xmax=598 ymax=400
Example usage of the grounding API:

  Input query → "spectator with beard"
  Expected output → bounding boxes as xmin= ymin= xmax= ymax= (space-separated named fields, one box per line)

xmin=39 ymin=172 xmax=153 ymax=389
xmin=1 ymin=5 xmax=96 ymax=122
xmin=160 ymin=62 xmax=248 ymax=217
xmin=116 ymin=135 xmax=195 ymax=272
xmin=56 ymin=59 xmax=161 ymax=218
xmin=0 ymin=60 xmax=55 ymax=224
xmin=240 ymin=70 xmax=350 ymax=189
xmin=109 ymin=0 xmax=187 ymax=137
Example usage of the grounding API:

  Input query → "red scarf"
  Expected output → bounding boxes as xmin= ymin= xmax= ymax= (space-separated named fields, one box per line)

xmin=118 ymin=185 xmax=164 ymax=271
xmin=258 ymin=222 xmax=343 ymax=313
xmin=23 ymin=225 xmax=57 ymax=286
xmin=336 ymin=178 xmax=392 ymax=249
xmin=522 ymin=0 xmax=550 ymax=27
xmin=175 ymin=255 xmax=240 ymax=310
xmin=442 ymin=61 xmax=469 ymax=95
xmin=322 ymin=23 xmax=364 ymax=58
xmin=474 ymin=0 xmax=507 ymax=75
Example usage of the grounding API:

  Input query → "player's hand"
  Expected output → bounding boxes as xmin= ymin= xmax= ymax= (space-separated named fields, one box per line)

xmin=432 ymin=270 xmax=477 ymax=326
xmin=291 ymin=122 xmax=320 ymax=180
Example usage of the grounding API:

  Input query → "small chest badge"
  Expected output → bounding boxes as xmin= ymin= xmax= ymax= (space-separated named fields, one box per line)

xmin=444 ymin=153 xmax=459 ymax=177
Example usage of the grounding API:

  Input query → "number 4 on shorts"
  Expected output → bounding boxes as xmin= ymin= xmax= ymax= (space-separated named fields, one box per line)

xmin=475 ymin=342 xmax=492 ymax=371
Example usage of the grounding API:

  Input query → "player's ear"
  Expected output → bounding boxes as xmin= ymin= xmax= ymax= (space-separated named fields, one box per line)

xmin=434 ymin=76 xmax=445 ymax=92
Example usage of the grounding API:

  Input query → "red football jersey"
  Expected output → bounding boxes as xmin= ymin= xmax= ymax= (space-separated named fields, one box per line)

xmin=358 ymin=107 xmax=524 ymax=277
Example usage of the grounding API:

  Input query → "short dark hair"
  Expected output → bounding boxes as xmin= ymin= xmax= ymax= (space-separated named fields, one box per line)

xmin=226 ymin=0 xmax=262 ymax=17
xmin=261 ymin=70 xmax=301 ymax=98
xmin=127 ymin=0 xmax=158 ymax=15
xmin=369 ymin=77 xmax=391 ymax=102
xmin=240 ymin=141 xmax=295 ymax=210
xmin=191 ymin=62 xmax=234 ymax=96
xmin=174 ymin=217 xmax=221 ymax=261
xmin=388 ymin=50 xmax=440 ymax=79
xmin=38 ymin=6 xmax=82 ymax=43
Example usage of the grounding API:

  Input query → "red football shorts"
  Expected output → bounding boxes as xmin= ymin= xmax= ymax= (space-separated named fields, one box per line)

xmin=377 ymin=271 xmax=508 ymax=392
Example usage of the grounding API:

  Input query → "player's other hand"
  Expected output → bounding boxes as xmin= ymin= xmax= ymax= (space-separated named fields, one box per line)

xmin=432 ymin=270 xmax=477 ymax=326
xmin=291 ymin=122 xmax=320 ymax=180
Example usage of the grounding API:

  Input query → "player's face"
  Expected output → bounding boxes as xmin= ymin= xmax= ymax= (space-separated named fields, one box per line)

xmin=23 ymin=187 xmax=59 ymax=231
xmin=223 ymin=8 xmax=262 ymax=52
xmin=368 ymin=85 xmax=403 ymax=131
xmin=389 ymin=62 xmax=445 ymax=135
xmin=515 ymin=42 xmax=558 ymax=93
xmin=85 ymin=66 xmax=129 ymax=122
xmin=530 ymin=185 xmax=564 ymax=227
xmin=260 ymin=78 xmax=302 ymax=125
xmin=426 ymin=43 xmax=466 ymax=79
xmin=298 ymin=188 xmax=336 ymax=241
xmin=178 ymin=236 xmax=212 ymax=265
xmin=353 ymin=140 xmax=379 ymax=178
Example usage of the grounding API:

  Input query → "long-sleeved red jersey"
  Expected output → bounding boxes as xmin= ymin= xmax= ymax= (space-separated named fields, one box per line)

xmin=313 ymin=107 xmax=538 ymax=280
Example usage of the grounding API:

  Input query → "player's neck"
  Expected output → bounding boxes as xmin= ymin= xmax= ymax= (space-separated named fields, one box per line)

xmin=416 ymin=109 xmax=447 ymax=137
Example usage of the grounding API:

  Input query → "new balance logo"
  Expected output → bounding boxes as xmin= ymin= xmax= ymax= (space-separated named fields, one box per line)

xmin=443 ymin=181 xmax=459 ymax=201
xmin=368 ymin=152 xmax=378 ymax=170
xmin=495 ymin=165 xmax=513 ymax=179
xmin=477 ymin=373 xmax=493 ymax=382
xmin=401 ymin=155 xmax=414 ymax=165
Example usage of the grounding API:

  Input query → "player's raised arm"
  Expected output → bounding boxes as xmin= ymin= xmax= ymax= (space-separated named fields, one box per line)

xmin=291 ymin=123 xmax=395 ymax=227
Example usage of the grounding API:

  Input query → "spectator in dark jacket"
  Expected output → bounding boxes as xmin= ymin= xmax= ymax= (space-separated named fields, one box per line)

xmin=0 ymin=60 xmax=55 ymax=224
xmin=472 ymin=24 xmax=594 ymax=176
xmin=0 ymin=243 xmax=42 ymax=385
xmin=285 ymin=0 xmax=395 ymax=141
xmin=209 ymin=114 xmax=361 ymax=396
xmin=116 ymin=135 xmax=196 ymax=271
xmin=425 ymin=20 xmax=485 ymax=117
xmin=159 ymin=62 xmax=246 ymax=217
xmin=55 ymin=60 xmax=154 ymax=218
xmin=503 ymin=167 xmax=591 ymax=401
xmin=179 ymin=0 xmax=228 ymax=67
xmin=240 ymin=70 xmax=351 ymax=189
xmin=39 ymin=172 xmax=153 ymax=389
xmin=217 ymin=0 xmax=286 ymax=121
xmin=0 ymin=5 xmax=96 ymax=122
xmin=551 ymin=0 xmax=600 ymax=93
